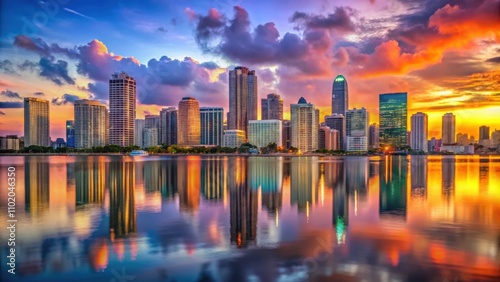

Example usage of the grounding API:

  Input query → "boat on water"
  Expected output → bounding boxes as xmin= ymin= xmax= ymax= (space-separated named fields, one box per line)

xmin=129 ymin=150 xmax=149 ymax=156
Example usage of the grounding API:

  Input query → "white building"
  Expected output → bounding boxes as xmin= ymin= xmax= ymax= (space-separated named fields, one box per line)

xmin=134 ymin=119 xmax=145 ymax=148
xmin=345 ymin=108 xmax=369 ymax=151
xmin=142 ymin=128 xmax=159 ymax=149
xmin=223 ymin=130 xmax=246 ymax=148
xmin=410 ymin=112 xmax=428 ymax=152
xmin=291 ymin=97 xmax=319 ymax=152
xmin=109 ymin=72 xmax=136 ymax=147
xmin=248 ymin=120 xmax=282 ymax=148
xmin=319 ymin=126 xmax=339 ymax=150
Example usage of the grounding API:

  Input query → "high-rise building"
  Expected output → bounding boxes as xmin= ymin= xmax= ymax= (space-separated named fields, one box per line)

xmin=325 ymin=114 xmax=345 ymax=150
xmin=332 ymin=74 xmax=348 ymax=116
xmin=145 ymin=115 xmax=160 ymax=146
xmin=159 ymin=107 xmax=177 ymax=146
xmin=491 ymin=129 xmax=500 ymax=147
xmin=228 ymin=66 xmax=258 ymax=134
xmin=368 ymin=123 xmax=379 ymax=149
xmin=442 ymin=113 xmax=456 ymax=145
xmin=479 ymin=126 xmax=490 ymax=141
xmin=142 ymin=128 xmax=158 ymax=148
xmin=261 ymin=93 xmax=283 ymax=120
xmin=134 ymin=119 xmax=145 ymax=148
xmin=345 ymin=108 xmax=369 ymax=152
xmin=379 ymin=93 xmax=408 ymax=148
xmin=223 ymin=130 xmax=246 ymax=148
xmin=410 ymin=112 xmax=428 ymax=152
xmin=248 ymin=120 xmax=282 ymax=148
xmin=282 ymin=120 xmax=291 ymax=149
xmin=74 ymin=100 xmax=107 ymax=149
xmin=109 ymin=72 xmax=136 ymax=147
xmin=24 ymin=97 xmax=50 ymax=147
xmin=456 ymin=133 xmax=469 ymax=146
xmin=318 ymin=126 xmax=339 ymax=150
xmin=177 ymin=97 xmax=200 ymax=146
xmin=290 ymin=97 xmax=319 ymax=152
xmin=0 ymin=135 xmax=20 ymax=150
xmin=200 ymin=107 xmax=224 ymax=146
xmin=66 ymin=120 xmax=75 ymax=148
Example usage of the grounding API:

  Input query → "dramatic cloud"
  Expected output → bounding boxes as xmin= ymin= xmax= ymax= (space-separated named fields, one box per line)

xmin=0 ymin=102 xmax=23 ymax=108
xmin=0 ymin=90 xmax=22 ymax=100
xmin=51 ymin=94 xmax=80 ymax=105
xmin=13 ymin=35 xmax=79 ymax=60
xmin=290 ymin=7 xmax=356 ymax=32
xmin=39 ymin=58 xmax=76 ymax=85
xmin=34 ymin=91 xmax=45 ymax=96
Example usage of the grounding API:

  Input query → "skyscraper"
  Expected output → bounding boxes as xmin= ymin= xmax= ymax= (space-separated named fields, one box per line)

xmin=261 ymin=93 xmax=283 ymax=120
xmin=145 ymin=115 xmax=160 ymax=146
xmin=345 ymin=108 xmax=369 ymax=151
xmin=282 ymin=120 xmax=291 ymax=149
xmin=177 ymin=97 xmax=200 ymax=145
xmin=24 ymin=97 xmax=50 ymax=147
xmin=74 ymin=100 xmax=107 ymax=149
xmin=109 ymin=72 xmax=136 ymax=147
xmin=200 ymin=107 xmax=224 ymax=146
xmin=456 ymin=132 xmax=469 ymax=145
xmin=66 ymin=120 xmax=75 ymax=148
xmin=410 ymin=112 xmax=428 ymax=152
xmin=379 ymin=93 xmax=408 ymax=148
xmin=479 ymin=126 xmax=490 ymax=141
xmin=332 ymin=74 xmax=348 ymax=116
xmin=159 ymin=107 xmax=177 ymax=146
xmin=318 ymin=126 xmax=339 ymax=150
xmin=134 ymin=119 xmax=145 ymax=148
xmin=442 ymin=113 xmax=456 ymax=145
xmin=228 ymin=66 xmax=258 ymax=134
xmin=325 ymin=114 xmax=345 ymax=150
xmin=368 ymin=123 xmax=379 ymax=149
xmin=290 ymin=97 xmax=319 ymax=152
xmin=142 ymin=128 xmax=159 ymax=148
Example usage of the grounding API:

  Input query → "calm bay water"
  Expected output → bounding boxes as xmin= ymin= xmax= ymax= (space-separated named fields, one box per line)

xmin=0 ymin=155 xmax=499 ymax=282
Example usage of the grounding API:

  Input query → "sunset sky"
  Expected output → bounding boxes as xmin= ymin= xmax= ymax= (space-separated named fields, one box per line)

xmin=0 ymin=0 xmax=499 ymax=139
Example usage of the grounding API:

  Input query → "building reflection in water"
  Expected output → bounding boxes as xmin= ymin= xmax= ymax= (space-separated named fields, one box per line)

xmin=25 ymin=158 xmax=50 ymax=215
xmin=75 ymin=160 xmax=105 ymax=205
xmin=201 ymin=158 xmax=226 ymax=201
xmin=290 ymin=157 xmax=318 ymax=213
xmin=479 ymin=157 xmax=489 ymax=193
xmin=177 ymin=156 xmax=201 ymax=212
xmin=346 ymin=157 xmax=368 ymax=200
xmin=379 ymin=156 xmax=407 ymax=218
xmin=143 ymin=161 xmax=161 ymax=194
xmin=160 ymin=161 xmax=178 ymax=199
xmin=329 ymin=159 xmax=347 ymax=244
xmin=109 ymin=160 xmax=136 ymax=238
xmin=249 ymin=157 xmax=283 ymax=216
xmin=410 ymin=156 xmax=427 ymax=201
xmin=229 ymin=157 xmax=257 ymax=248
xmin=442 ymin=156 xmax=455 ymax=201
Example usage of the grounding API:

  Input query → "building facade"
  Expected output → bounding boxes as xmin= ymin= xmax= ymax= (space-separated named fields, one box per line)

xmin=109 ymin=72 xmax=136 ymax=147
xmin=223 ymin=130 xmax=246 ymax=148
xmin=291 ymin=97 xmax=319 ymax=152
xmin=282 ymin=120 xmax=291 ymax=149
xmin=332 ymin=74 xmax=348 ymax=116
xmin=261 ymin=93 xmax=283 ymax=120
xmin=74 ymin=100 xmax=107 ymax=149
xmin=160 ymin=107 xmax=177 ymax=146
xmin=200 ymin=107 xmax=224 ymax=146
xmin=456 ymin=133 xmax=469 ymax=146
xmin=379 ymin=93 xmax=408 ymax=148
xmin=442 ymin=113 xmax=456 ymax=145
xmin=134 ymin=119 xmax=145 ymax=148
xmin=0 ymin=135 xmax=20 ymax=150
xmin=177 ymin=97 xmax=201 ymax=146
xmin=66 ymin=120 xmax=75 ymax=148
xmin=318 ymin=126 xmax=339 ymax=151
xmin=24 ymin=97 xmax=50 ymax=147
xmin=145 ymin=115 xmax=160 ymax=146
xmin=142 ymin=128 xmax=159 ymax=148
xmin=410 ymin=112 xmax=428 ymax=152
xmin=325 ymin=114 xmax=345 ymax=150
xmin=345 ymin=108 xmax=369 ymax=152
xmin=368 ymin=123 xmax=379 ymax=149
xmin=479 ymin=126 xmax=490 ymax=141
xmin=248 ymin=120 xmax=282 ymax=148
xmin=228 ymin=66 xmax=258 ymax=134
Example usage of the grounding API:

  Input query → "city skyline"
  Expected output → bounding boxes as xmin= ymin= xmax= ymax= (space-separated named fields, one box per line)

xmin=1 ymin=1 xmax=499 ymax=139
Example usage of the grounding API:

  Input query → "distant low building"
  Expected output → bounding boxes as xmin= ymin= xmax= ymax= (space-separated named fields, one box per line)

xmin=248 ymin=120 xmax=282 ymax=148
xmin=0 ymin=135 xmax=20 ymax=150
xmin=440 ymin=145 xmax=474 ymax=154
xmin=223 ymin=130 xmax=246 ymax=148
xmin=52 ymin=138 xmax=66 ymax=149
